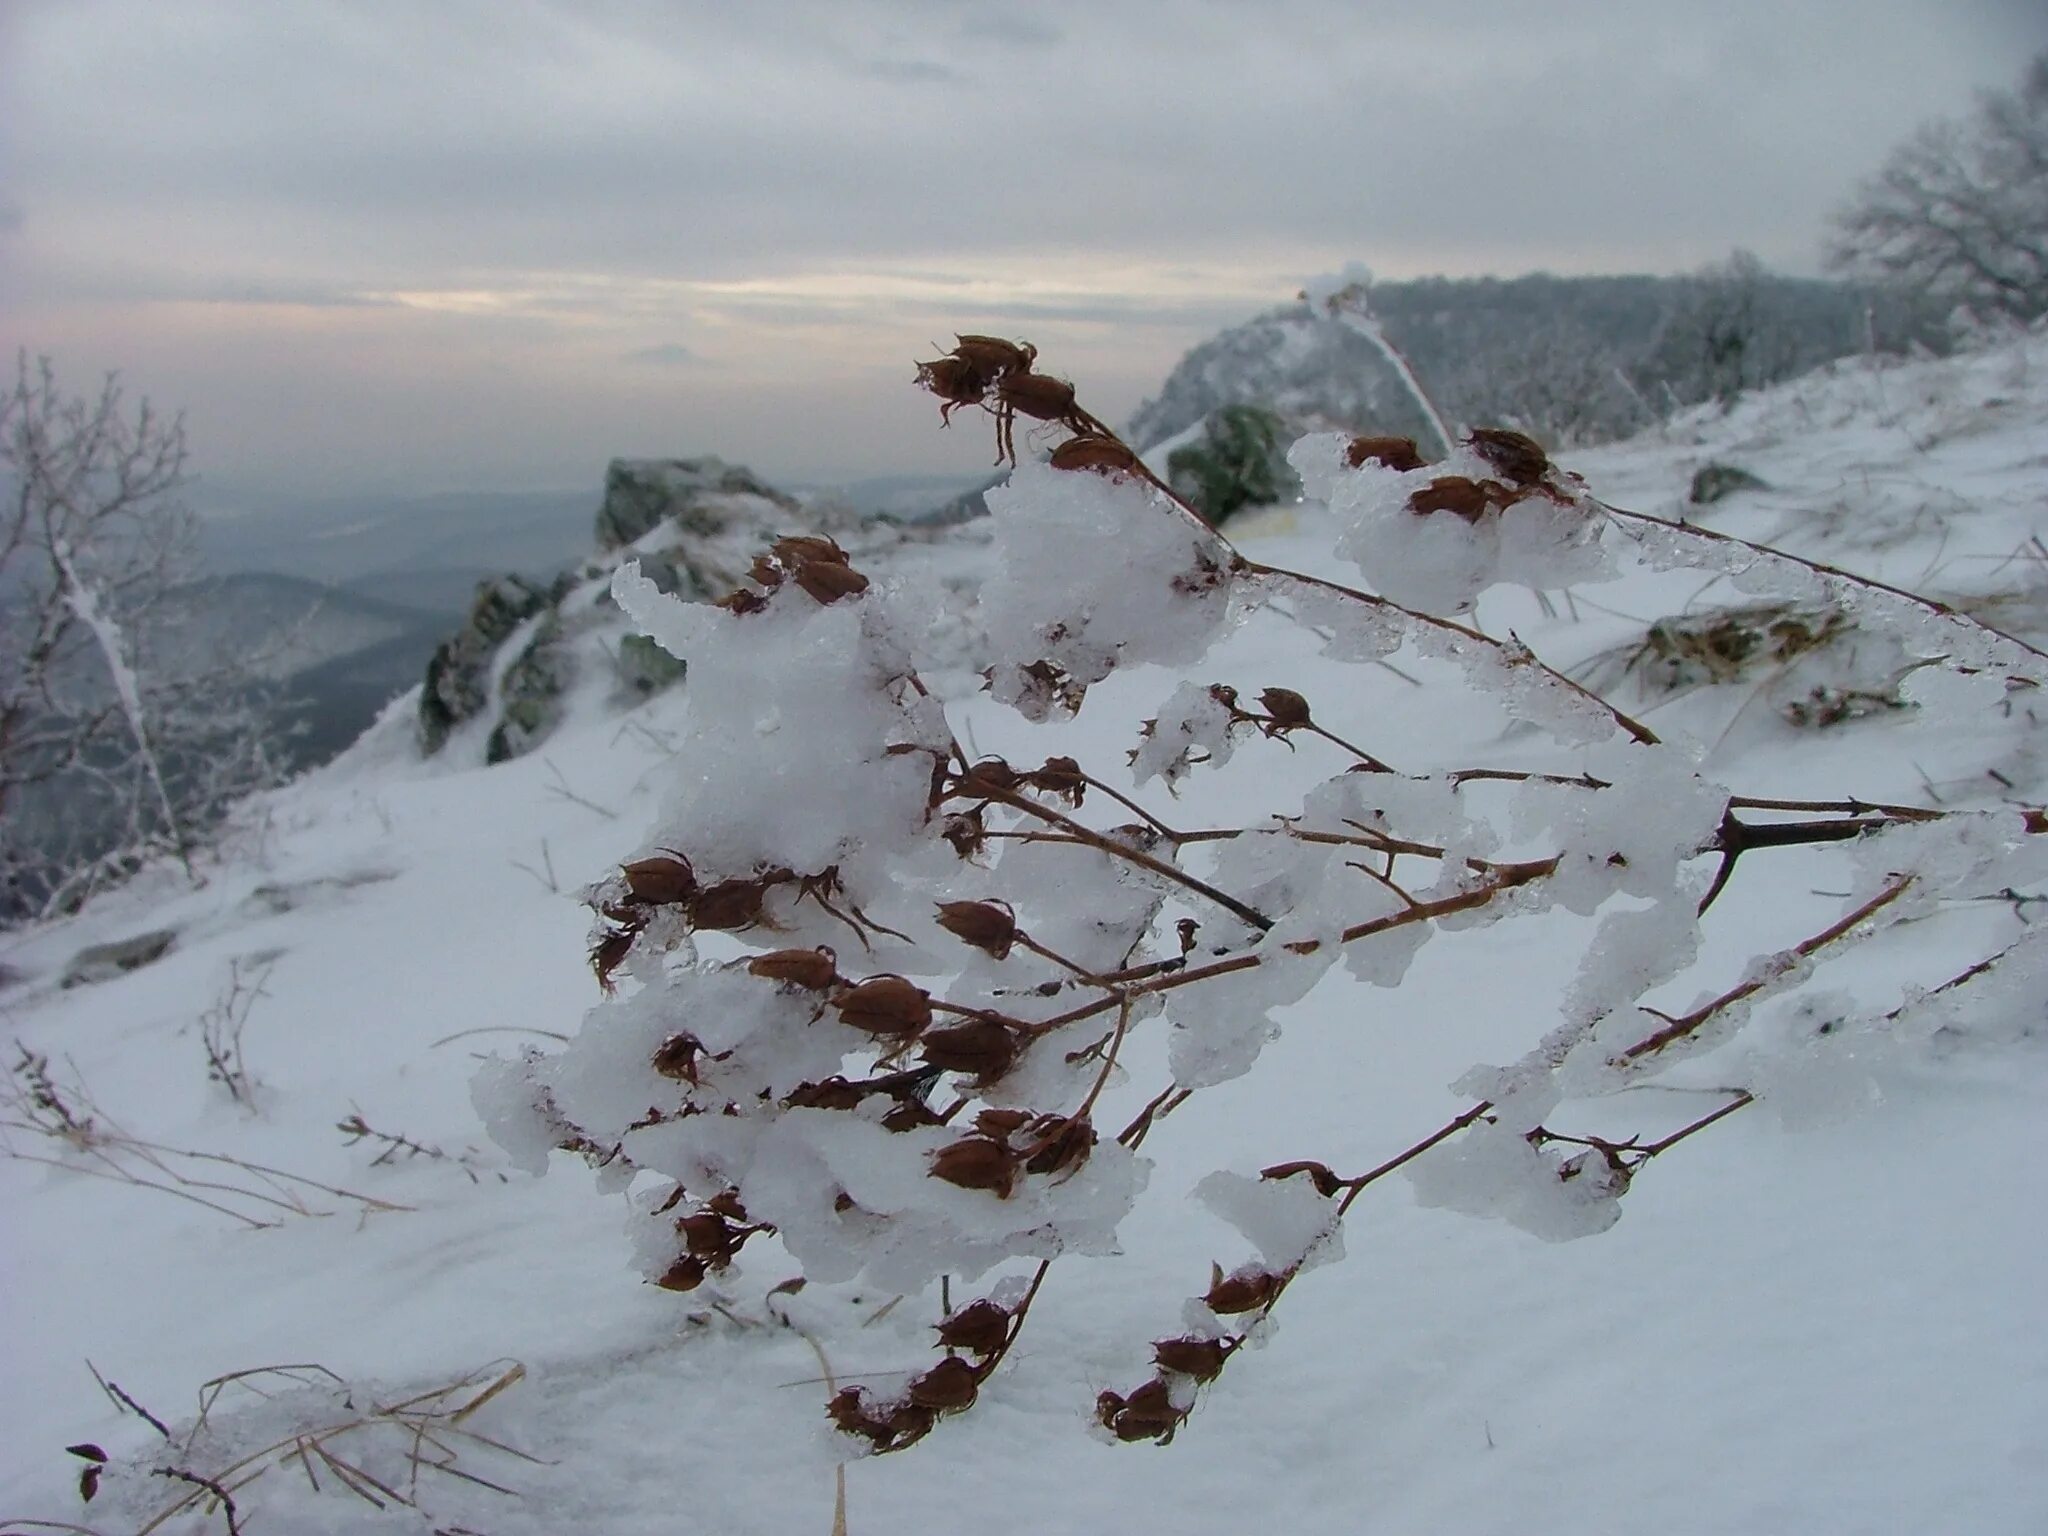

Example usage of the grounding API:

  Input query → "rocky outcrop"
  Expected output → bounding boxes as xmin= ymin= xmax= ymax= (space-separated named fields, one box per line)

xmin=486 ymin=616 xmax=573 ymax=764
xmin=594 ymin=458 xmax=800 ymax=550
xmin=1127 ymin=301 xmax=1437 ymax=453
xmin=62 ymin=928 xmax=176 ymax=987
xmin=415 ymin=455 xmax=870 ymax=764
xmin=418 ymin=576 xmax=554 ymax=754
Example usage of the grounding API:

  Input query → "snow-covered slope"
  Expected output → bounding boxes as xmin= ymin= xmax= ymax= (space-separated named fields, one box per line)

xmin=2 ymin=333 xmax=2044 ymax=1535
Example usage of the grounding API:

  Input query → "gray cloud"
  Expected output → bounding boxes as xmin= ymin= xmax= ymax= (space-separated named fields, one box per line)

xmin=4 ymin=0 xmax=2042 ymax=495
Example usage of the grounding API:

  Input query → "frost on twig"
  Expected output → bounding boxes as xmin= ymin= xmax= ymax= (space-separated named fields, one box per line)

xmin=477 ymin=331 xmax=2046 ymax=1455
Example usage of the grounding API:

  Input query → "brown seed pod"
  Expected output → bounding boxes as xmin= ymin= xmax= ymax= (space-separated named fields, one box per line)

xmin=591 ymin=925 xmax=637 ymax=991
xmin=1406 ymin=475 xmax=1501 ymax=523
xmin=692 ymin=877 xmax=774 ymax=932
xmin=919 ymin=1019 xmax=1020 ymax=1079
xmin=952 ymin=757 xmax=1021 ymax=799
xmin=651 ymin=1033 xmax=703 ymax=1082
xmin=1027 ymin=755 xmax=1087 ymax=804
xmin=620 ymin=854 xmax=697 ymax=906
xmin=1097 ymin=1379 xmax=1184 ymax=1443
xmin=1257 ymin=687 xmax=1313 ymax=733
xmin=935 ymin=1299 xmax=1013 ymax=1355
xmin=654 ymin=1254 xmax=707 ymax=1292
xmin=881 ymin=1098 xmax=945 ymax=1133
xmin=906 ymin=1355 xmax=982 ymax=1411
xmin=941 ymin=810 xmax=988 ymax=859
xmin=785 ymin=1077 xmax=866 ymax=1111
xmin=997 ymin=371 xmax=1078 ymax=423
xmin=679 ymin=1210 xmax=740 ymax=1263
xmin=715 ymin=586 xmax=769 ymax=615
xmin=1204 ymin=1262 xmax=1285 ymax=1315
xmin=934 ymin=899 xmax=1018 ymax=959
xmin=1152 ymin=1336 xmax=1230 ymax=1382
xmin=916 ymin=355 xmax=986 ymax=413
xmin=1049 ymin=434 xmax=1143 ymax=476
xmin=1259 ymin=1159 xmax=1344 ymax=1198
xmin=826 ymin=1386 xmax=893 ymax=1447
xmin=928 ymin=1135 xmax=1021 ymax=1197
xmin=793 ymin=560 xmax=870 ymax=605
xmin=834 ymin=976 xmax=933 ymax=1036
xmin=1346 ymin=434 xmax=1429 ymax=472
xmin=1466 ymin=427 xmax=1551 ymax=486
xmin=952 ymin=334 xmax=1037 ymax=383
xmin=747 ymin=947 xmax=839 ymax=990
xmin=771 ymin=534 xmax=849 ymax=566
xmin=1022 ymin=1113 xmax=1096 ymax=1177
xmin=973 ymin=1107 xmax=1034 ymax=1138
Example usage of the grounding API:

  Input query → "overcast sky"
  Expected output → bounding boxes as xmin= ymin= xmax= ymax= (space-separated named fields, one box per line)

xmin=4 ymin=1 xmax=2045 ymax=501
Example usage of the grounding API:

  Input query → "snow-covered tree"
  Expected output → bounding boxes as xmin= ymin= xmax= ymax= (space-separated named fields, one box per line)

xmin=0 ymin=355 xmax=285 ymax=921
xmin=1828 ymin=53 xmax=2048 ymax=323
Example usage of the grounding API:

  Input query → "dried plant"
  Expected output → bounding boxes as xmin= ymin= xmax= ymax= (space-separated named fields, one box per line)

xmin=476 ymin=321 xmax=2048 ymax=1460
xmin=338 ymin=1108 xmax=504 ymax=1184
xmin=195 ymin=958 xmax=273 ymax=1109
xmin=4 ymin=1360 xmax=534 ymax=1534
xmin=3 ymin=1046 xmax=408 ymax=1227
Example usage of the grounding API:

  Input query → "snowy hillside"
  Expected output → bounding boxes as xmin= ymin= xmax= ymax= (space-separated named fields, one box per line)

xmin=3 ymin=332 xmax=2045 ymax=1536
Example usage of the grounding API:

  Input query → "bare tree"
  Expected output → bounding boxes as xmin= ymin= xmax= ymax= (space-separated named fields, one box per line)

xmin=1828 ymin=53 xmax=2048 ymax=324
xmin=1 ymin=355 xmax=285 ymax=921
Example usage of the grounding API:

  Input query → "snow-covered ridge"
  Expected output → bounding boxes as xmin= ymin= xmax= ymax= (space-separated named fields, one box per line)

xmin=2 ymin=329 xmax=2044 ymax=1534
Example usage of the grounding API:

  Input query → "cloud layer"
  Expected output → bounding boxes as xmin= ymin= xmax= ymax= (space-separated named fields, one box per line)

xmin=5 ymin=0 xmax=2043 ymax=495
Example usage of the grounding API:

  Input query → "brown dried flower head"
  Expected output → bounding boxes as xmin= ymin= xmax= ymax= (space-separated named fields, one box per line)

xmin=928 ymin=1135 xmax=1022 ymax=1197
xmin=997 ymin=371 xmax=1078 ymax=424
xmin=906 ymin=1356 xmax=982 ymax=1412
xmin=1346 ymin=434 xmax=1429 ymax=472
xmin=1096 ymin=1379 xmax=1185 ymax=1443
xmin=1407 ymin=475 xmax=1508 ymax=523
xmin=1049 ymin=434 xmax=1143 ymax=477
xmin=1257 ymin=687 xmax=1314 ymax=735
xmin=1152 ymin=1336 xmax=1230 ymax=1382
xmin=918 ymin=1019 xmax=1021 ymax=1079
xmin=620 ymin=854 xmax=698 ymax=906
xmin=934 ymin=899 xmax=1018 ymax=959
xmin=834 ymin=975 xmax=934 ymax=1036
xmin=1466 ymin=427 xmax=1552 ymax=486
xmin=934 ymin=1299 xmax=1013 ymax=1355
xmin=1204 ymin=1262 xmax=1286 ymax=1315
xmin=1027 ymin=755 xmax=1087 ymax=804
xmin=746 ymin=946 xmax=840 ymax=990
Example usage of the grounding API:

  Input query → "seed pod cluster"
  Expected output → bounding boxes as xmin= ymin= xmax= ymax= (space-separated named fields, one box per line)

xmin=719 ymin=534 xmax=870 ymax=613
xmin=1402 ymin=428 xmax=1579 ymax=525
xmin=928 ymin=1109 xmax=1096 ymax=1198
xmin=1096 ymin=1379 xmax=1186 ymax=1444
xmin=913 ymin=333 xmax=1093 ymax=463
xmin=591 ymin=855 xmax=807 ymax=988
xmin=827 ymin=1385 xmax=938 ymax=1453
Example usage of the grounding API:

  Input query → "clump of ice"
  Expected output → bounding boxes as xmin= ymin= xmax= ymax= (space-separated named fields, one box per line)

xmin=1131 ymin=681 xmax=1247 ymax=790
xmin=1290 ymin=433 xmax=1613 ymax=616
xmin=978 ymin=462 xmax=1242 ymax=719
xmin=1406 ymin=1119 xmax=1626 ymax=1242
xmin=1195 ymin=1169 xmax=1345 ymax=1275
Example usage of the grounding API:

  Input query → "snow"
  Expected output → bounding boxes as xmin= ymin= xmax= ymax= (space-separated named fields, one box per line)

xmin=3 ymin=330 xmax=2047 ymax=1534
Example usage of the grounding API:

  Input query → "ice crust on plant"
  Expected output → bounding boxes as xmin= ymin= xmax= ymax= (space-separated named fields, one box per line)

xmin=1291 ymin=433 xmax=1614 ymax=615
xmin=978 ymin=462 xmax=1241 ymax=719
xmin=477 ymin=328 xmax=2047 ymax=1457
